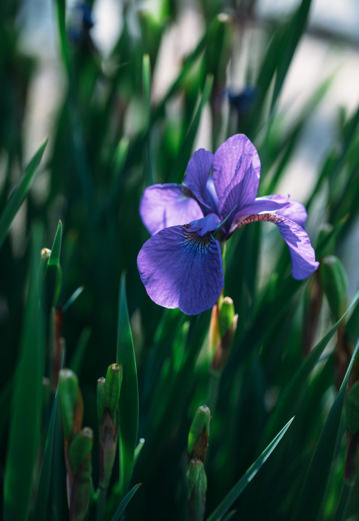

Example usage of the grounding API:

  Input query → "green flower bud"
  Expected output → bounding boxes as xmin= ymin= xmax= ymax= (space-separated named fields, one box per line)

xmin=41 ymin=247 xmax=51 ymax=260
xmin=345 ymin=383 xmax=359 ymax=436
xmin=58 ymin=369 xmax=83 ymax=441
xmin=186 ymin=459 xmax=207 ymax=521
xmin=68 ymin=427 xmax=94 ymax=475
xmin=68 ymin=428 xmax=93 ymax=521
xmin=319 ymin=256 xmax=348 ymax=320
xmin=210 ymin=297 xmax=238 ymax=372
xmin=97 ymin=377 xmax=106 ymax=422
xmin=99 ymin=411 xmax=117 ymax=490
xmin=218 ymin=297 xmax=235 ymax=337
xmin=188 ymin=405 xmax=211 ymax=461
xmin=104 ymin=363 xmax=123 ymax=420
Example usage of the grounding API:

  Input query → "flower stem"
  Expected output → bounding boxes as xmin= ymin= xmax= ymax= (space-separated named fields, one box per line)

xmin=333 ymin=481 xmax=352 ymax=521
xmin=207 ymin=370 xmax=220 ymax=412
xmin=96 ymin=487 xmax=107 ymax=521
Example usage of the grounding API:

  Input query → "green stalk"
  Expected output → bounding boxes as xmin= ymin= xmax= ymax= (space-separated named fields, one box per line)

xmin=333 ymin=481 xmax=352 ymax=521
xmin=96 ymin=487 xmax=107 ymax=521
xmin=207 ymin=371 xmax=220 ymax=413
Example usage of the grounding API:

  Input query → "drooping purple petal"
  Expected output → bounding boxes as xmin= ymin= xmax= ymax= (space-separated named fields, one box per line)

xmin=273 ymin=197 xmax=307 ymax=229
xmin=139 ymin=183 xmax=203 ymax=235
xmin=212 ymin=134 xmax=261 ymax=218
xmin=184 ymin=149 xmax=216 ymax=211
xmin=234 ymin=195 xmax=307 ymax=228
xmin=276 ymin=217 xmax=319 ymax=279
xmin=229 ymin=212 xmax=318 ymax=279
xmin=137 ymin=222 xmax=223 ymax=315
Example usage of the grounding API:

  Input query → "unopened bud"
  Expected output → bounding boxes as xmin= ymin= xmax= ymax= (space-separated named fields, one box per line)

xmin=218 ymin=297 xmax=235 ymax=337
xmin=104 ymin=363 xmax=123 ymax=420
xmin=97 ymin=377 xmax=106 ymax=422
xmin=188 ymin=405 xmax=211 ymax=461
xmin=187 ymin=459 xmax=207 ymax=521
xmin=67 ymin=427 xmax=93 ymax=521
xmin=319 ymin=256 xmax=348 ymax=320
xmin=58 ymin=369 xmax=83 ymax=441
xmin=68 ymin=427 xmax=93 ymax=474
xmin=99 ymin=411 xmax=117 ymax=489
xmin=210 ymin=297 xmax=238 ymax=371
xmin=41 ymin=248 xmax=51 ymax=260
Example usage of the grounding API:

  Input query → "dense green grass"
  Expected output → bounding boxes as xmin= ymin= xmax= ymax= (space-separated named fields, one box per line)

xmin=1 ymin=0 xmax=359 ymax=520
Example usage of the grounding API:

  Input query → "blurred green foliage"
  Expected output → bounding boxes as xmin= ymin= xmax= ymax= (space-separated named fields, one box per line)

xmin=1 ymin=0 xmax=359 ymax=520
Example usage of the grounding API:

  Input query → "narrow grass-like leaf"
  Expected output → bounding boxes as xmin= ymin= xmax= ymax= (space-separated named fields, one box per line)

xmin=3 ymin=224 xmax=45 ymax=521
xmin=332 ymin=481 xmax=352 ymax=521
xmin=31 ymin=394 xmax=60 ymax=521
xmin=173 ymin=75 xmax=213 ymax=180
xmin=110 ymin=483 xmax=141 ymax=521
xmin=264 ymin=291 xmax=359 ymax=443
xmin=264 ymin=74 xmax=334 ymax=194
xmin=116 ymin=274 xmax=139 ymax=494
xmin=0 ymin=378 xmax=12 ymax=441
xmin=142 ymin=54 xmax=151 ymax=129
xmin=48 ymin=220 xmax=63 ymax=269
xmin=206 ymin=418 xmax=294 ymax=521
xmin=0 ymin=140 xmax=47 ymax=248
xmin=142 ymin=54 xmax=154 ymax=185
xmin=292 ymin=339 xmax=359 ymax=521
xmin=306 ymin=104 xmax=359 ymax=211
xmin=69 ymin=327 xmax=91 ymax=374
xmin=271 ymin=0 xmax=312 ymax=111
xmin=45 ymin=221 xmax=63 ymax=309
xmin=108 ymin=137 xmax=130 ymax=207
xmin=221 ymin=511 xmax=236 ymax=521
xmin=62 ymin=286 xmax=84 ymax=312
xmin=134 ymin=438 xmax=145 ymax=463
xmin=54 ymin=0 xmax=70 ymax=77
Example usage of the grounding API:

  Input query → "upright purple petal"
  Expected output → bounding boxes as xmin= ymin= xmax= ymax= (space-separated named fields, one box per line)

xmin=140 ymin=183 xmax=203 ymax=235
xmin=188 ymin=213 xmax=221 ymax=235
xmin=212 ymin=134 xmax=261 ymax=218
xmin=276 ymin=218 xmax=319 ymax=279
xmin=235 ymin=195 xmax=307 ymax=228
xmin=137 ymin=222 xmax=223 ymax=315
xmin=184 ymin=149 xmax=216 ymax=211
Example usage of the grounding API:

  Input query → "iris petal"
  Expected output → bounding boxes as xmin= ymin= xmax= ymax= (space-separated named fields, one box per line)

xmin=139 ymin=183 xmax=203 ymax=235
xmin=235 ymin=195 xmax=307 ymax=228
xmin=184 ymin=149 xmax=215 ymax=211
xmin=213 ymin=134 xmax=261 ymax=219
xmin=137 ymin=223 xmax=223 ymax=315
xmin=231 ymin=212 xmax=318 ymax=279
xmin=276 ymin=218 xmax=319 ymax=279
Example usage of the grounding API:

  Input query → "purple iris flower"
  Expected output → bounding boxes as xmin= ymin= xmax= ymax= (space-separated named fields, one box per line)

xmin=137 ymin=134 xmax=319 ymax=315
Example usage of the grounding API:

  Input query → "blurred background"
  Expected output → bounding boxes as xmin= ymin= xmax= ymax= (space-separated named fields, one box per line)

xmin=15 ymin=0 xmax=359 ymax=286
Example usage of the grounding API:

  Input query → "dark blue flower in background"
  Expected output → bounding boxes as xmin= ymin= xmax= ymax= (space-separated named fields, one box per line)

xmin=68 ymin=2 xmax=94 ymax=43
xmin=227 ymin=86 xmax=257 ymax=119
xmin=137 ymin=134 xmax=319 ymax=315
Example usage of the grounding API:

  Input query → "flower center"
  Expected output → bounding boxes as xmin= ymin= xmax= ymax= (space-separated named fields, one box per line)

xmin=183 ymin=228 xmax=213 ymax=254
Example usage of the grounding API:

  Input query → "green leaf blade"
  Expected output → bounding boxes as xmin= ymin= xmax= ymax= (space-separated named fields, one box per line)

xmin=3 ymin=224 xmax=45 ymax=521
xmin=292 ymin=339 xmax=359 ymax=521
xmin=0 ymin=140 xmax=47 ymax=248
xmin=116 ymin=275 xmax=139 ymax=495
xmin=110 ymin=483 xmax=141 ymax=521
xmin=264 ymin=291 xmax=359 ymax=443
xmin=206 ymin=418 xmax=294 ymax=521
